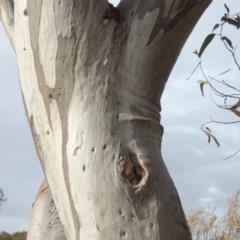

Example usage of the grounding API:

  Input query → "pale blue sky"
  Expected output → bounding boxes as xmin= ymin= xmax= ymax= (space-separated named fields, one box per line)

xmin=0 ymin=0 xmax=240 ymax=233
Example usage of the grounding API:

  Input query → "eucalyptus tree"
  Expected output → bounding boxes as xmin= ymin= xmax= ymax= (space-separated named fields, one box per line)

xmin=0 ymin=0 xmax=211 ymax=239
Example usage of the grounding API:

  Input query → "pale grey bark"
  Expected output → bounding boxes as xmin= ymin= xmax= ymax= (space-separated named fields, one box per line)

xmin=1 ymin=0 xmax=211 ymax=239
xmin=0 ymin=0 xmax=14 ymax=49
xmin=27 ymin=178 xmax=67 ymax=240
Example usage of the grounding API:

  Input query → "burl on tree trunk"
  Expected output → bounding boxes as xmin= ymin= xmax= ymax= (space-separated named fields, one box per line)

xmin=0 ymin=0 xmax=211 ymax=239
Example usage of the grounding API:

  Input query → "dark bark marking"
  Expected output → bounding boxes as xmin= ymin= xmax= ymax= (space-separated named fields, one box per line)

xmin=120 ymin=156 xmax=146 ymax=186
xmin=23 ymin=9 xmax=28 ymax=16
xmin=27 ymin=0 xmax=53 ymax=132
xmin=108 ymin=3 xmax=123 ymax=24
xmin=117 ymin=145 xmax=149 ymax=189
xmin=116 ymin=145 xmax=153 ymax=220
xmin=135 ymin=0 xmax=199 ymax=45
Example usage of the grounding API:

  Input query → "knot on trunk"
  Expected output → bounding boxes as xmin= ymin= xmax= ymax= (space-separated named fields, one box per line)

xmin=103 ymin=3 xmax=123 ymax=25
xmin=121 ymin=157 xmax=145 ymax=186
xmin=117 ymin=146 xmax=148 ymax=192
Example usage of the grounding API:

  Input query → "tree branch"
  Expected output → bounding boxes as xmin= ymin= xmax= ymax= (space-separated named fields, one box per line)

xmin=119 ymin=0 xmax=212 ymax=45
xmin=0 ymin=0 xmax=14 ymax=50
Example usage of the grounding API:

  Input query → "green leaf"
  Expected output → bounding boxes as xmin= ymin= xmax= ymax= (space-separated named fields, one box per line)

xmin=197 ymin=80 xmax=208 ymax=97
xmin=235 ymin=15 xmax=240 ymax=23
xmin=212 ymin=24 xmax=220 ymax=32
xmin=198 ymin=34 xmax=215 ymax=57
xmin=200 ymin=84 xmax=205 ymax=97
xmin=214 ymin=68 xmax=231 ymax=78
xmin=205 ymin=127 xmax=211 ymax=132
xmin=224 ymin=4 xmax=230 ymax=15
xmin=221 ymin=16 xmax=240 ymax=29
xmin=234 ymin=15 xmax=240 ymax=29
xmin=222 ymin=36 xmax=233 ymax=49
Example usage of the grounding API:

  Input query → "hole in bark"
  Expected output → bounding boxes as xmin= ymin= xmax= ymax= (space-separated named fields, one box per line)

xmin=119 ymin=209 xmax=123 ymax=215
xmin=83 ymin=165 xmax=86 ymax=171
xmin=120 ymin=230 xmax=126 ymax=237
xmin=23 ymin=9 xmax=28 ymax=16
xmin=92 ymin=147 xmax=96 ymax=152
xmin=118 ymin=146 xmax=149 ymax=190
xmin=121 ymin=158 xmax=146 ymax=186
xmin=103 ymin=144 xmax=107 ymax=150
xmin=150 ymin=223 xmax=154 ymax=229
xmin=74 ymin=147 xmax=81 ymax=156
xmin=48 ymin=93 xmax=53 ymax=99
xmin=46 ymin=131 xmax=49 ymax=135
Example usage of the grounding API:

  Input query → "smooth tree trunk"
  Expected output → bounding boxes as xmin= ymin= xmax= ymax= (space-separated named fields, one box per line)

xmin=0 ymin=0 xmax=211 ymax=239
xmin=28 ymin=178 xmax=67 ymax=239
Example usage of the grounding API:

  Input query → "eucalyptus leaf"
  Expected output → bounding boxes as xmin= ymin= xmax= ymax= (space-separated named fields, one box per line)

xmin=222 ymin=36 xmax=233 ymax=49
xmin=198 ymin=34 xmax=215 ymax=57
xmin=214 ymin=68 xmax=231 ymax=78
xmin=197 ymin=80 xmax=208 ymax=97
xmin=212 ymin=24 xmax=220 ymax=32
xmin=224 ymin=4 xmax=230 ymax=15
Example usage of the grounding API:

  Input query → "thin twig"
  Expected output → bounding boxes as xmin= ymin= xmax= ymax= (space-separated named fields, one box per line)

xmin=225 ymin=149 xmax=240 ymax=160
xmin=210 ymin=116 xmax=240 ymax=124
xmin=209 ymin=77 xmax=240 ymax=93
xmin=187 ymin=62 xmax=200 ymax=80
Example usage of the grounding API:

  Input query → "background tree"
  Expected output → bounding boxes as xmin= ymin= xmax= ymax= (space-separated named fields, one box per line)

xmin=0 ymin=188 xmax=6 ymax=210
xmin=188 ymin=189 xmax=240 ymax=240
xmin=0 ymin=231 xmax=27 ymax=240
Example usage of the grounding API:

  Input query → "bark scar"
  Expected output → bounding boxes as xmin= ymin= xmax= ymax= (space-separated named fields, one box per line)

xmin=117 ymin=147 xmax=149 ymax=192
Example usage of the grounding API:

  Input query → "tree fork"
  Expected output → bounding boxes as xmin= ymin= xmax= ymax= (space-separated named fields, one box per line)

xmin=0 ymin=0 xmax=211 ymax=239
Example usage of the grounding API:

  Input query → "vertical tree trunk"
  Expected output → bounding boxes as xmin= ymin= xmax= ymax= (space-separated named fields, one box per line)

xmin=0 ymin=0 xmax=211 ymax=239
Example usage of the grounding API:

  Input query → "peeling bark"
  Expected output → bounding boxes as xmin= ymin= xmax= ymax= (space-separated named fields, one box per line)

xmin=1 ymin=0 xmax=212 ymax=239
